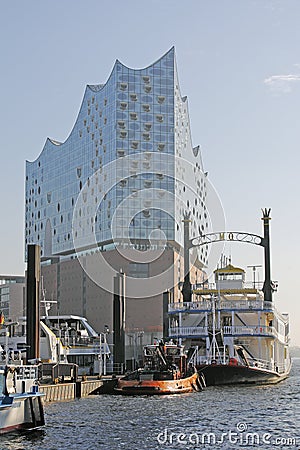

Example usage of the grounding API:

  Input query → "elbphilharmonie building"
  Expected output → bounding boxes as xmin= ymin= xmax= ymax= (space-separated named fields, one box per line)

xmin=25 ymin=48 xmax=211 ymax=344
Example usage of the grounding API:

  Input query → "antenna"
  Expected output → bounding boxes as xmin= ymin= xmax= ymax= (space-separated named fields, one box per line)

xmin=247 ymin=265 xmax=262 ymax=289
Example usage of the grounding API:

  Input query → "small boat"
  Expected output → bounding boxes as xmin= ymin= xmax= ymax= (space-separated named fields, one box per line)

xmin=0 ymin=360 xmax=45 ymax=434
xmin=115 ymin=341 xmax=205 ymax=395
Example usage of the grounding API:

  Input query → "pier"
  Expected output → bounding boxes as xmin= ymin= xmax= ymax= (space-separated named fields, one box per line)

xmin=39 ymin=376 xmax=118 ymax=402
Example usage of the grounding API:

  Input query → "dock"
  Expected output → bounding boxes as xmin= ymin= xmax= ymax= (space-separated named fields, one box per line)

xmin=39 ymin=376 xmax=118 ymax=402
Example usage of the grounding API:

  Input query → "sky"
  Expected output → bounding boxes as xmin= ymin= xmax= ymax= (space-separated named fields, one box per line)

xmin=0 ymin=0 xmax=300 ymax=345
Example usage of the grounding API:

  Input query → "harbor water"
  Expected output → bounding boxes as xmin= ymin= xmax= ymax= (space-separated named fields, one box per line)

xmin=1 ymin=359 xmax=299 ymax=450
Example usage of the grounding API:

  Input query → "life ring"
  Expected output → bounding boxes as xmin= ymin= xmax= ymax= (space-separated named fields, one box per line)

xmin=4 ymin=366 xmax=16 ymax=395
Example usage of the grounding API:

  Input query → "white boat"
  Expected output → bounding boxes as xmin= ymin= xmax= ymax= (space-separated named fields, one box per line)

xmin=169 ymin=263 xmax=291 ymax=385
xmin=0 ymin=318 xmax=65 ymax=365
xmin=41 ymin=315 xmax=111 ymax=375
xmin=0 ymin=361 xmax=45 ymax=434
xmin=1 ymin=315 xmax=111 ymax=376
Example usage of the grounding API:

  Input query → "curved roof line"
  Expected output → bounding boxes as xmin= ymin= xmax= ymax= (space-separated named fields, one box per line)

xmin=214 ymin=264 xmax=245 ymax=274
xmin=48 ymin=138 xmax=62 ymax=146
xmin=116 ymin=46 xmax=175 ymax=72
xmin=27 ymin=84 xmax=91 ymax=163
xmin=27 ymin=47 xmax=175 ymax=164
xmin=87 ymin=83 xmax=104 ymax=92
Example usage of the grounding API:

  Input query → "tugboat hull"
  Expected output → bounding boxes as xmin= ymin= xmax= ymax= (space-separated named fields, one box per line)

xmin=115 ymin=371 xmax=202 ymax=395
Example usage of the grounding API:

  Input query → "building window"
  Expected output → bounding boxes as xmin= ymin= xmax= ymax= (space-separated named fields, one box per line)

xmin=129 ymin=263 xmax=149 ymax=278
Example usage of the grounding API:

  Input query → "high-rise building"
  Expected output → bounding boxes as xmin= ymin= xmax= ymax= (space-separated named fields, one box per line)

xmin=25 ymin=48 xmax=211 ymax=339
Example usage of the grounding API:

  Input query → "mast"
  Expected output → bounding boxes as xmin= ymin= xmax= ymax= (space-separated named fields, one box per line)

xmin=26 ymin=244 xmax=41 ymax=361
xmin=262 ymin=208 xmax=272 ymax=302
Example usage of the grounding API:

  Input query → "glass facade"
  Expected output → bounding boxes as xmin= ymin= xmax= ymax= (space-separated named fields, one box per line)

xmin=25 ymin=48 xmax=209 ymax=266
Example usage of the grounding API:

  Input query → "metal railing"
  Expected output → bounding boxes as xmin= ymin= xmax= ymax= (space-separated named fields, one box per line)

xmin=220 ymin=300 xmax=273 ymax=311
xmin=223 ymin=325 xmax=277 ymax=337
xmin=247 ymin=357 xmax=273 ymax=371
xmin=169 ymin=326 xmax=208 ymax=337
xmin=240 ymin=358 xmax=287 ymax=374
xmin=186 ymin=347 xmax=289 ymax=375
xmin=195 ymin=355 xmax=230 ymax=365
xmin=192 ymin=281 xmax=264 ymax=290
xmin=106 ymin=362 xmax=125 ymax=375
xmin=168 ymin=299 xmax=273 ymax=313
xmin=59 ymin=335 xmax=98 ymax=347
xmin=168 ymin=300 xmax=211 ymax=313
xmin=169 ymin=324 xmax=281 ymax=339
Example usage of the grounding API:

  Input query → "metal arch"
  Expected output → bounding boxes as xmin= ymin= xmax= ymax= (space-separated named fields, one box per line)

xmin=190 ymin=231 xmax=266 ymax=249
xmin=182 ymin=208 xmax=273 ymax=304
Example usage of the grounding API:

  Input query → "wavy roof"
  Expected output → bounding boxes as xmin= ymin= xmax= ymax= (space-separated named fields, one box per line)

xmin=27 ymin=47 xmax=175 ymax=164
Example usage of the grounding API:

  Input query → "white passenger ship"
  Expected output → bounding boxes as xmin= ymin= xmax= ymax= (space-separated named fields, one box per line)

xmin=0 ymin=315 xmax=110 ymax=376
xmin=168 ymin=264 xmax=291 ymax=385
xmin=41 ymin=315 xmax=110 ymax=375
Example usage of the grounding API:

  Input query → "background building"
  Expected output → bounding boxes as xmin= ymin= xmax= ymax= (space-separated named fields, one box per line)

xmin=25 ymin=48 xmax=210 ymax=346
xmin=0 ymin=276 xmax=25 ymax=321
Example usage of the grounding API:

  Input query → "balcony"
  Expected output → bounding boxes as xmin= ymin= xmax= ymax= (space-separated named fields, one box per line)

xmin=169 ymin=326 xmax=208 ymax=338
xmin=168 ymin=324 xmax=279 ymax=340
xmin=168 ymin=299 xmax=274 ymax=314
xmin=168 ymin=301 xmax=211 ymax=313
xmin=223 ymin=325 xmax=277 ymax=338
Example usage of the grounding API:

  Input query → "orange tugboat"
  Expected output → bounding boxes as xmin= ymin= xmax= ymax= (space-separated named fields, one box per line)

xmin=115 ymin=341 xmax=205 ymax=395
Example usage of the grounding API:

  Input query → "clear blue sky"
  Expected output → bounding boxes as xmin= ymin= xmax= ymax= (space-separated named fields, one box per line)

xmin=1 ymin=0 xmax=299 ymax=344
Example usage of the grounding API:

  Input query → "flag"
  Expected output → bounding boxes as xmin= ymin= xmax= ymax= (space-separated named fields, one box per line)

xmin=0 ymin=312 xmax=4 ymax=328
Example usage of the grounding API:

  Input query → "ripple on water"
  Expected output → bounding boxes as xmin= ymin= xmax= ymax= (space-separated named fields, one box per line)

xmin=0 ymin=360 xmax=298 ymax=449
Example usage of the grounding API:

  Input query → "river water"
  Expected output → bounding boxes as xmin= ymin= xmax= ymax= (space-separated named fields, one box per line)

xmin=1 ymin=359 xmax=299 ymax=450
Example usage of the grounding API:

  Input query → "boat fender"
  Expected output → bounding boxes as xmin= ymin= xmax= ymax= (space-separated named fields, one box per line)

xmin=200 ymin=373 xmax=206 ymax=388
xmin=195 ymin=377 xmax=203 ymax=391
xmin=191 ymin=382 xmax=200 ymax=392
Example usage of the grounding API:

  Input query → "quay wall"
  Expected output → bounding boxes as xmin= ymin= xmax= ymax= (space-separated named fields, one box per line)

xmin=39 ymin=379 xmax=107 ymax=402
xmin=39 ymin=382 xmax=76 ymax=402
xmin=76 ymin=379 xmax=104 ymax=398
